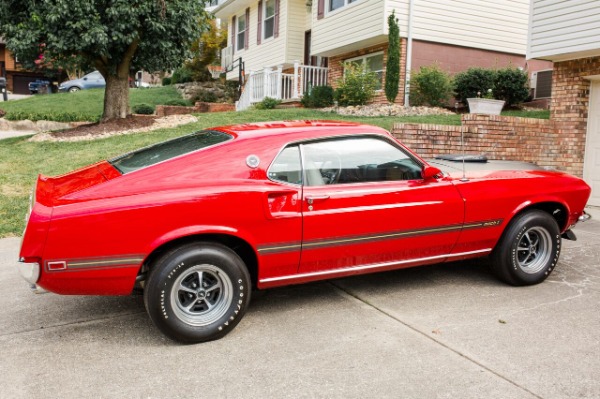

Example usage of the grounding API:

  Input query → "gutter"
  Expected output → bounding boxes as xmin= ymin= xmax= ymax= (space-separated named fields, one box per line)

xmin=404 ymin=0 xmax=415 ymax=107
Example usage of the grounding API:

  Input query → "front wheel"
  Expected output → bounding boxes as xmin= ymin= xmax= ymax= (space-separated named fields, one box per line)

xmin=144 ymin=242 xmax=251 ymax=343
xmin=490 ymin=210 xmax=561 ymax=286
xmin=68 ymin=86 xmax=80 ymax=92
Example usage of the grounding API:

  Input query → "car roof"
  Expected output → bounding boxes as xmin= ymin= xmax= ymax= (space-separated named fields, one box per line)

xmin=214 ymin=120 xmax=390 ymax=140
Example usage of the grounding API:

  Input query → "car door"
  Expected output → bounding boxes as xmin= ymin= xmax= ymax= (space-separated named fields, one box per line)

xmin=299 ymin=135 xmax=465 ymax=275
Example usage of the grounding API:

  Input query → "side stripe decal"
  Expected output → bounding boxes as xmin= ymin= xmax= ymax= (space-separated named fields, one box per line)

xmin=45 ymin=255 xmax=144 ymax=272
xmin=257 ymin=219 xmax=503 ymax=255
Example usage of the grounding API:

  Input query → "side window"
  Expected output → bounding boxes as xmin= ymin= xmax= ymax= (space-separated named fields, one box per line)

xmin=302 ymin=137 xmax=422 ymax=186
xmin=268 ymin=145 xmax=302 ymax=184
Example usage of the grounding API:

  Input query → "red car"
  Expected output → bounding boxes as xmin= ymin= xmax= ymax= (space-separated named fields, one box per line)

xmin=18 ymin=121 xmax=591 ymax=343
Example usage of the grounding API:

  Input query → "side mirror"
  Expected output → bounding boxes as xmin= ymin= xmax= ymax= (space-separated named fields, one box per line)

xmin=422 ymin=165 xmax=442 ymax=180
xmin=83 ymin=77 xmax=88 ymax=81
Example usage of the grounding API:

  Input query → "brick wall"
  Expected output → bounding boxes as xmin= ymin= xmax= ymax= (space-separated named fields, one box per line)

xmin=328 ymin=39 xmax=408 ymax=105
xmin=549 ymin=56 xmax=600 ymax=177
xmin=392 ymin=114 xmax=584 ymax=176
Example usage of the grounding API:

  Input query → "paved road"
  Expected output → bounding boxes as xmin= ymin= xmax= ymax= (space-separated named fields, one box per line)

xmin=1 ymin=220 xmax=599 ymax=398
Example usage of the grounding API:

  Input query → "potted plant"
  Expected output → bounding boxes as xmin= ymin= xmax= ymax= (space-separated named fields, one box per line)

xmin=467 ymin=89 xmax=505 ymax=115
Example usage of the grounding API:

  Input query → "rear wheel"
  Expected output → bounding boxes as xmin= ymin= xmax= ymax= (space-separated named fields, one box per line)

xmin=491 ymin=210 xmax=561 ymax=286
xmin=144 ymin=242 xmax=251 ymax=343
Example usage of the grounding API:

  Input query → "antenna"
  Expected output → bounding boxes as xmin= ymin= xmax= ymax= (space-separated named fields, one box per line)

xmin=459 ymin=128 xmax=469 ymax=182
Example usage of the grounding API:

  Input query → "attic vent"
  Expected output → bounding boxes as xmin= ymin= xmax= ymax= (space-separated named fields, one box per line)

xmin=533 ymin=70 xmax=552 ymax=99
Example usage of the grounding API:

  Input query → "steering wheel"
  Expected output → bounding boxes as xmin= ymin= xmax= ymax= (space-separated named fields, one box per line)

xmin=320 ymin=157 xmax=342 ymax=184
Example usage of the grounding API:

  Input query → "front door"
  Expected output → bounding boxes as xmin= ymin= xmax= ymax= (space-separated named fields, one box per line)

xmin=584 ymin=80 xmax=600 ymax=206
xmin=299 ymin=136 xmax=465 ymax=275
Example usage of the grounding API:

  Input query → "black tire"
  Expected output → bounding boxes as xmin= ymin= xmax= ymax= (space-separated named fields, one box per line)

xmin=144 ymin=242 xmax=251 ymax=343
xmin=491 ymin=210 xmax=561 ymax=286
xmin=68 ymin=86 xmax=80 ymax=92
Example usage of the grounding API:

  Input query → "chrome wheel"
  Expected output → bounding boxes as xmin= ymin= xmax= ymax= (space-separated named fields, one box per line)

xmin=516 ymin=227 xmax=552 ymax=274
xmin=170 ymin=264 xmax=233 ymax=327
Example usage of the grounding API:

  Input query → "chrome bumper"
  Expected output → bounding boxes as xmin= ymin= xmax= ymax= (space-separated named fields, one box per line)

xmin=18 ymin=258 xmax=40 ymax=285
xmin=579 ymin=211 xmax=591 ymax=223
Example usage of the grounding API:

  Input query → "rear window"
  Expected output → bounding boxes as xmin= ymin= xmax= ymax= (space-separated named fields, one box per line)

xmin=109 ymin=130 xmax=232 ymax=174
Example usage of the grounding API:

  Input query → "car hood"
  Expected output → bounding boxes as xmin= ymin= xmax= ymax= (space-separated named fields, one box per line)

xmin=426 ymin=158 xmax=558 ymax=180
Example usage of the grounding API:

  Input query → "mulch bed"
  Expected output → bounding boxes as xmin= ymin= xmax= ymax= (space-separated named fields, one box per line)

xmin=50 ymin=115 xmax=157 ymax=138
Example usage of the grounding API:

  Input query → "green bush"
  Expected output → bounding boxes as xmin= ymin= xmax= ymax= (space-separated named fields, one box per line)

xmin=301 ymin=85 xmax=334 ymax=108
xmin=254 ymin=97 xmax=281 ymax=110
xmin=453 ymin=68 xmax=496 ymax=105
xmin=410 ymin=64 xmax=453 ymax=107
xmin=162 ymin=99 xmax=191 ymax=106
xmin=385 ymin=10 xmax=400 ymax=103
xmin=162 ymin=77 xmax=172 ymax=86
xmin=4 ymin=111 xmax=99 ymax=122
xmin=193 ymin=91 xmax=218 ymax=103
xmin=334 ymin=62 xmax=378 ymax=106
xmin=171 ymin=66 xmax=194 ymax=84
xmin=493 ymin=67 xmax=530 ymax=106
xmin=132 ymin=103 xmax=155 ymax=115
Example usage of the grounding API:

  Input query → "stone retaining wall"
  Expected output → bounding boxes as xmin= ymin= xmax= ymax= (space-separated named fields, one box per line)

xmin=155 ymin=102 xmax=235 ymax=117
xmin=392 ymin=114 xmax=584 ymax=177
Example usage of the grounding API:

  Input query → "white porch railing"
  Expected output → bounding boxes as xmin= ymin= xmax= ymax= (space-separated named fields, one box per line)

xmin=235 ymin=61 xmax=329 ymax=111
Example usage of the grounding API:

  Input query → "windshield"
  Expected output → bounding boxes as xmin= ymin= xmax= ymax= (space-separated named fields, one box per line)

xmin=109 ymin=130 xmax=232 ymax=174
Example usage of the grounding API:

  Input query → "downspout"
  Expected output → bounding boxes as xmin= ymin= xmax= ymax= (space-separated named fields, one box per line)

xmin=404 ymin=0 xmax=415 ymax=107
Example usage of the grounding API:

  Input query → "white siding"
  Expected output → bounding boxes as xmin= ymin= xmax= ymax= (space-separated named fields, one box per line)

xmin=221 ymin=0 xmax=304 ymax=80
xmin=413 ymin=0 xmax=529 ymax=54
xmin=311 ymin=0 xmax=389 ymax=57
xmin=285 ymin=0 xmax=309 ymax=63
xmin=311 ymin=0 xmax=529 ymax=57
xmin=528 ymin=0 xmax=600 ymax=61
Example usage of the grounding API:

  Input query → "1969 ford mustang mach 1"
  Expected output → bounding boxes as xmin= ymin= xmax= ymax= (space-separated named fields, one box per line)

xmin=19 ymin=121 xmax=591 ymax=343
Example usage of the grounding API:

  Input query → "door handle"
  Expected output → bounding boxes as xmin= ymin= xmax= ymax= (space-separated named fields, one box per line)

xmin=306 ymin=195 xmax=330 ymax=205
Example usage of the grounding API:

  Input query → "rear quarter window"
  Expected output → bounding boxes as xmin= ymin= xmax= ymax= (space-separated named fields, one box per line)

xmin=110 ymin=130 xmax=232 ymax=174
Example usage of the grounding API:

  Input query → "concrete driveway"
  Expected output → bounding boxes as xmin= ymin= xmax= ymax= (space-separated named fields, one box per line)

xmin=1 ymin=220 xmax=598 ymax=398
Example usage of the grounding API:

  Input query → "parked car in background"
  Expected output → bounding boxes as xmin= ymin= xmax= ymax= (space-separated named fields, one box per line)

xmin=58 ymin=71 xmax=105 ymax=92
xmin=28 ymin=80 xmax=51 ymax=94
xmin=18 ymin=121 xmax=591 ymax=344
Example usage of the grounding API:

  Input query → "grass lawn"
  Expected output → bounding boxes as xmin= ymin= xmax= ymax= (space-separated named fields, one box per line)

xmin=0 ymin=86 xmax=187 ymax=122
xmin=0 ymin=106 xmax=550 ymax=237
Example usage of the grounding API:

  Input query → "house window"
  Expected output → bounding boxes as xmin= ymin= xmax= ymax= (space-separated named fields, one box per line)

xmin=263 ymin=0 xmax=276 ymax=40
xmin=209 ymin=0 xmax=219 ymax=6
xmin=329 ymin=0 xmax=358 ymax=12
xmin=344 ymin=52 xmax=384 ymax=90
xmin=237 ymin=13 xmax=247 ymax=51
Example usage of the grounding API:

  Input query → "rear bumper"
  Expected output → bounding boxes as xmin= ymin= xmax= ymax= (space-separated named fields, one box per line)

xmin=18 ymin=258 xmax=40 ymax=285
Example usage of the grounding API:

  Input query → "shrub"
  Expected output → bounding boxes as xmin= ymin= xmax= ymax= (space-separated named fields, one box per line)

xmin=171 ymin=66 xmax=193 ymax=84
xmin=334 ymin=62 xmax=378 ymax=106
xmin=4 ymin=111 xmax=99 ymax=122
xmin=162 ymin=99 xmax=191 ymax=106
xmin=301 ymin=85 xmax=334 ymax=108
xmin=493 ymin=67 xmax=530 ymax=106
xmin=132 ymin=103 xmax=155 ymax=115
xmin=385 ymin=10 xmax=400 ymax=103
xmin=410 ymin=64 xmax=453 ymax=107
xmin=254 ymin=97 xmax=281 ymax=110
xmin=193 ymin=91 xmax=218 ymax=103
xmin=162 ymin=77 xmax=172 ymax=86
xmin=453 ymin=67 xmax=496 ymax=105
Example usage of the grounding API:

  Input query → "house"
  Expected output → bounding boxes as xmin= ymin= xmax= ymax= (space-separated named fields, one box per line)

xmin=528 ymin=0 xmax=600 ymax=207
xmin=0 ymin=39 xmax=48 ymax=95
xmin=214 ymin=0 xmax=551 ymax=109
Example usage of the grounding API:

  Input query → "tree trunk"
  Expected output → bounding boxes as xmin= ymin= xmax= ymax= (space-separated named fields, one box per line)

xmin=102 ymin=74 xmax=130 ymax=121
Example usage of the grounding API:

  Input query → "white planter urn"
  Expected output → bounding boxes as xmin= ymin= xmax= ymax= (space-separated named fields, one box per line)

xmin=467 ymin=98 xmax=505 ymax=115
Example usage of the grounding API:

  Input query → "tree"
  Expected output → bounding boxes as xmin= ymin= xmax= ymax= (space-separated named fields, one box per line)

xmin=186 ymin=20 xmax=228 ymax=82
xmin=0 ymin=0 xmax=208 ymax=121
xmin=385 ymin=10 xmax=400 ymax=104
